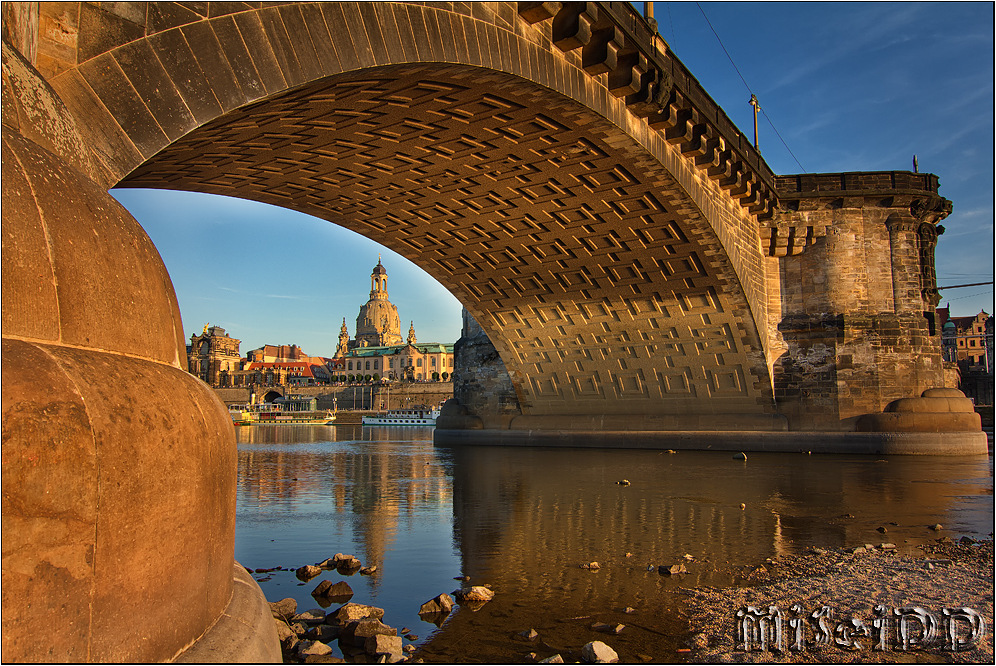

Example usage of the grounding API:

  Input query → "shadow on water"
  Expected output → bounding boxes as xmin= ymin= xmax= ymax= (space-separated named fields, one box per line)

xmin=234 ymin=426 xmax=993 ymax=662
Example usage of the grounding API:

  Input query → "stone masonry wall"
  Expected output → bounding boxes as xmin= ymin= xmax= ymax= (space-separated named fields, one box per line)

xmin=451 ymin=309 xmax=522 ymax=430
xmin=768 ymin=173 xmax=950 ymax=430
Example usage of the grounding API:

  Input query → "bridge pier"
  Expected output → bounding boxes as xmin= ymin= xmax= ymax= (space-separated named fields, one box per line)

xmin=1 ymin=40 xmax=279 ymax=663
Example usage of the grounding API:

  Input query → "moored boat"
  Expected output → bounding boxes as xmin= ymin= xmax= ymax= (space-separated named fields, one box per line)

xmin=230 ymin=395 xmax=336 ymax=425
xmin=362 ymin=406 xmax=440 ymax=426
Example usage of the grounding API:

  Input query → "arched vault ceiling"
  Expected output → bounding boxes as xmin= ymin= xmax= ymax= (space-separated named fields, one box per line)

xmin=120 ymin=65 xmax=773 ymax=416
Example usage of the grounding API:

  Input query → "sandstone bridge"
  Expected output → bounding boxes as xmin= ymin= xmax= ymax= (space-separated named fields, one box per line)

xmin=1 ymin=2 xmax=986 ymax=662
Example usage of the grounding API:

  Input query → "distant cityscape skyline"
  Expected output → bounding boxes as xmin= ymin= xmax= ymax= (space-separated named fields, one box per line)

xmin=113 ymin=187 xmax=464 ymax=355
xmin=111 ymin=2 xmax=993 ymax=356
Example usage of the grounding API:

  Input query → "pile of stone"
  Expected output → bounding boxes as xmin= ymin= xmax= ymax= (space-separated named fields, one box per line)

xmin=271 ymin=599 xmax=410 ymax=664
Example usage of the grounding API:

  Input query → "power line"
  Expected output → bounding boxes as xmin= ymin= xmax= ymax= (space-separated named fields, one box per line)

xmin=946 ymin=290 xmax=993 ymax=302
xmin=937 ymin=281 xmax=994 ymax=290
xmin=695 ymin=2 xmax=807 ymax=173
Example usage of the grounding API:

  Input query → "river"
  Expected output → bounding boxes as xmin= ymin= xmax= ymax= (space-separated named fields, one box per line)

xmin=235 ymin=425 xmax=993 ymax=662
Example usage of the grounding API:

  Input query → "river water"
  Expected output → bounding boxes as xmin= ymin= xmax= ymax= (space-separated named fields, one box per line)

xmin=235 ymin=425 xmax=993 ymax=662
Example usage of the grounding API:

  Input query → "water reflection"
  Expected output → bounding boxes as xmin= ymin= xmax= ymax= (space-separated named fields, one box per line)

xmin=426 ymin=447 xmax=992 ymax=662
xmin=235 ymin=428 xmax=991 ymax=662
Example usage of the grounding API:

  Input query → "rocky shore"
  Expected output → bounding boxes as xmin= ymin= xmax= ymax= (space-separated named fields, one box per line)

xmin=253 ymin=539 xmax=992 ymax=664
xmin=683 ymin=538 xmax=994 ymax=663
xmin=259 ymin=553 xmax=618 ymax=664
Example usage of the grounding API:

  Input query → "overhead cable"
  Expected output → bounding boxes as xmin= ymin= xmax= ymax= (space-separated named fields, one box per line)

xmin=695 ymin=3 xmax=807 ymax=173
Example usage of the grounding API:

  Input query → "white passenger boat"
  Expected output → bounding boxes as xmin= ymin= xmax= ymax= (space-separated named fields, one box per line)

xmin=362 ymin=407 xmax=440 ymax=426
xmin=230 ymin=395 xmax=336 ymax=425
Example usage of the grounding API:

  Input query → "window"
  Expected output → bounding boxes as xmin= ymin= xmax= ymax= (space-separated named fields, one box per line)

xmin=431 ymin=357 xmax=437 ymax=366
xmin=417 ymin=358 xmax=423 ymax=367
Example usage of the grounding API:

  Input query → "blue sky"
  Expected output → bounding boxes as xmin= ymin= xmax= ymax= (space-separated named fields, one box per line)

xmin=112 ymin=1 xmax=994 ymax=356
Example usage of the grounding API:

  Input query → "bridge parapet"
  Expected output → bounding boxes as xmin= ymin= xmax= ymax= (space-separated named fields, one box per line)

xmin=763 ymin=171 xmax=951 ymax=257
xmin=518 ymin=1 xmax=777 ymax=221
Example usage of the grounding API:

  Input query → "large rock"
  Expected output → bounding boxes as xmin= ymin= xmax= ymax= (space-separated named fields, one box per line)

xmin=327 ymin=603 xmax=385 ymax=625
xmin=581 ymin=641 xmax=619 ymax=664
xmin=296 ymin=639 xmax=333 ymax=657
xmin=454 ymin=586 xmax=494 ymax=602
xmin=418 ymin=593 xmax=454 ymax=615
xmin=314 ymin=580 xmax=354 ymax=601
xmin=339 ymin=618 xmax=397 ymax=648
xmin=292 ymin=609 xmax=327 ymax=625
xmin=331 ymin=553 xmax=363 ymax=571
xmin=297 ymin=565 xmax=322 ymax=581
xmin=270 ymin=598 xmax=298 ymax=620
xmin=365 ymin=634 xmax=403 ymax=658
xmin=274 ymin=619 xmax=295 ymax=642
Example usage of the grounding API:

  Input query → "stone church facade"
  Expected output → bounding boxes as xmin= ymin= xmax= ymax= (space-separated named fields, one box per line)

xmin=335 ymin=259 xmax=454 ymax=381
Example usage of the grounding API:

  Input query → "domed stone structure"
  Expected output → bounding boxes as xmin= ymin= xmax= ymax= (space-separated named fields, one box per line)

xmin=354 ymin=258 xmax=403 ymax=348
xmin=1 ymin=38 xmax=278 ymax=663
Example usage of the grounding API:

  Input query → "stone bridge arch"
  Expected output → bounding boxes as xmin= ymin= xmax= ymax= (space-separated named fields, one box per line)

xmin=3 ymin=2 xmax=986 ymax=663
xmin=31 ymin=1 xmax=781 ymax=428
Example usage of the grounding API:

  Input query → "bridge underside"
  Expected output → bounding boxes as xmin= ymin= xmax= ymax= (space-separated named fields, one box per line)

xmin=119 ymin=65 xmax=777 ymax=427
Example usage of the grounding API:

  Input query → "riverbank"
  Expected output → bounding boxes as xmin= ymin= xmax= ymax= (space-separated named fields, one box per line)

xmin=257 ymin=538 xmax=992 ymax=664
xmin=683 ymin=538 xmax=993 ymax=663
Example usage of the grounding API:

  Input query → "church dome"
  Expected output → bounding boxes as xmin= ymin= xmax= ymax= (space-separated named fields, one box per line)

xmin=354 ymin=259 xmax=402 ymax=347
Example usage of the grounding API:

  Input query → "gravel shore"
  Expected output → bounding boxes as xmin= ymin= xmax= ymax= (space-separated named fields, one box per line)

xmin=683 ymin=538 xmax=994 ymax=663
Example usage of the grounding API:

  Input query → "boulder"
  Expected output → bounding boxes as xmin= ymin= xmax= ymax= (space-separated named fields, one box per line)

xmin=296 ymin=639 xmax=333 ymax=657
xmin=314 ymin=580 xmax=354 ymax=600
xmin=328 ymin=603 xmax=385 ymax=625
xmin=579 ymin=562 xmax=600 ymax=570
xmin=297 ymin=565 xmax=323 ymax=581
xmin=365 ymin=634 xmax=403 ymax=658
xmin=418 ymin=593 xmax=454 ymax=615
xmin=591 ymin=623 xmax=624 ymax=635
xmin=275 ymin=619 xmax=295 ymax=642
xmin=270 ymin=597 xmax=298 ymax=620
xmin=581 ymin=640 xmax=618 ymax=663
xmin=539 ymin=655 xmax=565 ymax=664
xmin=293 ymin=609 xmax=327 ymax=624
xmin=339 ymin=618 xmax=397 ymax=647
xmin=454 ymin=586 xmax=494 ymax=602
xmin=517 ymin=628 xmax=539 ymax=641
xmin=360 ymin=566 xmax=378 ymax=575
xmin=658 ymin=564 xmax=687 ymax=576
xmin=333 ymin=553 xmax=363 ymax=570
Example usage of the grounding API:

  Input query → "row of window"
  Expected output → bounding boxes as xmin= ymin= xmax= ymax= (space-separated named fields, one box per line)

xmin=346 ymin=356 xmax=450 ymax=371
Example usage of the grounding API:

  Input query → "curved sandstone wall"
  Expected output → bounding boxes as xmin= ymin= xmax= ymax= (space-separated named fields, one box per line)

xmin=1 ymin=39 xmax=274 ymax=662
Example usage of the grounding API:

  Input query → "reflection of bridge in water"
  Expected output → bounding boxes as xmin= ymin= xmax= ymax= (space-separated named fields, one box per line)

xmin=423 ymin=447 xmax=993 ymax=662
xmin=1 ymin=1 xmax=986 ymax=661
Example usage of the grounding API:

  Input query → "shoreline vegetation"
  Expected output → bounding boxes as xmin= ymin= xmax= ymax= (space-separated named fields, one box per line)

xmin=258 ymin=538 xmax=993 ymax=664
